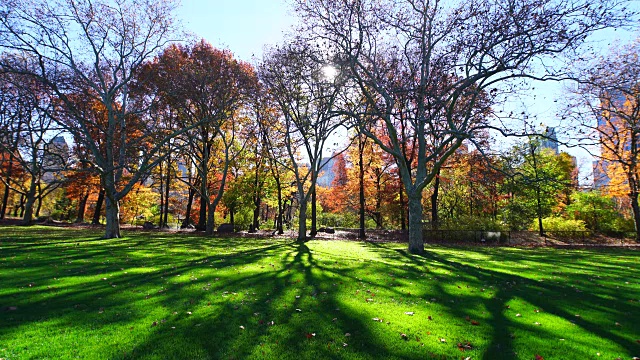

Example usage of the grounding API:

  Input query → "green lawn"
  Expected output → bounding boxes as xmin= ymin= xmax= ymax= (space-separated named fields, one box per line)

xmin=0 ymin=226 xmax=638 ymax=360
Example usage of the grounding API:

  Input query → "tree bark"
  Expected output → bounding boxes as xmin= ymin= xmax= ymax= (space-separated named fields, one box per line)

xmin=310 ymin=185 xmax=317 ymax=237
xmin=407 ymin=190 xmax=424 ymax=254
xmin=251 ymin=196 xmax=261 ymax=233
xmin=182 ymin=187 xmax=195 ymax=229
xmin=92 ymin=188 xmax=105 ymax=225
xmin=431 ymin=169 xmax=440 ymax=230
xmin=197 ymin=193 xmax=207 ymax=231
xmin=629 ymin=187 xmax=640 ymax=242
xmin=104 ymin=195 xmax=121 ymax=238
xmin=76 ymin=191 xmax=89 ymax=223
xmin=162 ymin=160 xmax=171 ymax=228
xmin=158 ymin=161 xmax=164 ymax=226
xmin=399 ymin=182 xmax=406 ymax=231
xmin=0 ymin=157 xmax=13 ymax=219
xmin=35 ymin=196 xmax=42 ymax=218
xmin=297 ymin=197 xmax=307 ymax=242
xmin=358 ymin=139 xmax=366 ymax=239
xmin=15 ymin=194 xmax=25 ymax=217
xmin=275 ymin=177 xmax=284 ymax=235
xmin=22 ymin=180 xmax=37 ymax=225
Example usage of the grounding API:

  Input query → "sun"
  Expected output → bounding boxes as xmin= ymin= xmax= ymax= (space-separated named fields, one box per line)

xmin=321 ymin=65 xmax=338 ymax=81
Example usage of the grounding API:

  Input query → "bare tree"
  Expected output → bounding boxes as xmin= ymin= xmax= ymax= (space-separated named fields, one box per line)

xmin=295 ymin=0 xmax=634 ymax=253
xmin=260 ymin=40 xmax=346 ymax=241
xmin=0 ymin=0 xmax=181 ymax=238
xmin=565 ymin=38 xmax=640 ymax=241
xmin=0 ymin=65 xmax=69 ymax=224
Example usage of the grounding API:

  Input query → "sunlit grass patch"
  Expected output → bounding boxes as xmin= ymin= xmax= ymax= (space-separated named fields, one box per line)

xmin=0 ymin=226 xmax=638 ymax=359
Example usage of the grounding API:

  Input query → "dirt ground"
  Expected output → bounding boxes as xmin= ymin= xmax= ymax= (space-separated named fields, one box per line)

xmin=1 ymin=217 xmax=638 ymax=248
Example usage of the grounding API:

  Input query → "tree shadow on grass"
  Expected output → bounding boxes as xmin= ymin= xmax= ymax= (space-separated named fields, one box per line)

xmin=2 ymin=227 xmax=638 ymax=359
xmin=369 ymin=243 xmax=639 ymax=360
xmin=117 ymin=241 xmax=415 ymax=359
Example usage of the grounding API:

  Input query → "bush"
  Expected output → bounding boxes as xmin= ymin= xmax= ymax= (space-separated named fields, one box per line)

xmin=599 ymin=217 xmax=635 ymax=238
xmin=531 ymin=217 xmax=590 ymax=238
xmin=438 ymin=215 xmax=506 ymax=231
xmin=317 ymin=211 xmax=359 ymax=228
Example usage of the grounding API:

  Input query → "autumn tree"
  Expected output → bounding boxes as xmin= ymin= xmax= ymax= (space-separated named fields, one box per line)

xmin=566 ymin=38 xmax=640 ymax=241
xmin=0 ymin=0 xmax=181 ymax=238
xmin=143 ymin=41 xmax=258 ymax=235
xmin=294 ymin=0 xmax=634 ymax=253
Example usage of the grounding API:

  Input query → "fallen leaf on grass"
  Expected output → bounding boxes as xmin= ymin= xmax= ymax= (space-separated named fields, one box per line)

xmin=516 ymin=313 xmax=522 ymax=317
xmin=239 ymin=326 xmax=245 ymax=330
xmin=428 ymin=316 xmax=433 ymax=320
xmin=535 ymin=355 xmax=544 ymax=360
xmin=405 ymin=312 xmax=414 ymax=316
xmin=152 ymin=321 xmax=157 ymax=327
xmin=439 ymin=338 xmax=446 ymax=343
xmin=305 ymin=333 xmax=316 ymax=339
xmin=400 ymin=333 xmax=408 ymax=340
xmin=457 ymin=342 xmax=473 ymax=352
xmin=345 ymin=333 xmax=351 ymax=337
xmin=98 ymin=307 xmax=104 ymax=314
xmin=471 ymin=320 xmax=480 ymax=326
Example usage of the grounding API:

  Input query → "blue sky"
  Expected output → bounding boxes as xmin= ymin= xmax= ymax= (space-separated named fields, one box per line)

xmin=177 ymin=0 xmax=296 ymax=63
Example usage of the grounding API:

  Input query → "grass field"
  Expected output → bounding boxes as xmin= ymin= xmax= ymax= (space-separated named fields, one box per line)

xmin=0 ymin=226 xmax=638 ymax=359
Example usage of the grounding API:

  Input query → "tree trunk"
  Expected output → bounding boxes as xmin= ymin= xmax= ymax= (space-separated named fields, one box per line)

xmin=399 ymin=182 xmax=406 ymax=231
xmin=76 ymin=191 xmax=89 ymax=223
xmin=250 ymin=163 xmax=261 ymax=233
xmin=0 ymin=158 xmax=13 ymax=219
xmin=630 ymin=191 xmax=640 ymax=242
xmin=375 ymin=175 xmax=383 ymax=229
xmin=230 ymin=208 xmax=235 ymax=228
xmin=407 ymin=190 xmax=424 ymax=254
xmin=198 ymin=193 xmax=207 ymax=231
xmin=275 ymin=177 xmax=284 ymax=235
xmin=358 ymin=140 xmax=366 ymax=239
xmin=22 ymin=180 xmax=37 ymax=225
xmin=310 ymin=185 xmax=317 ymax=237
xmin=35 ymin=196 xmax=43 ymax=218
xmin=536 ymin=186 xmax=544 ymax=237
xmin=182 ymin=187 xmax=195 ymax=228
xmin=104 ymin=195 xmax=121 ymax=238
xmin=297 ymin=197 xmax=307 ymax=242
xmin=206 ymin=201 xmax=215 ymax=235
xmin=162 ymin=161 xmax=171 ymax=228
xmin=158 ymin=161 xmax=164 ymax=226
xmin=431 ymin=170 xmax=440 ymax=230
xmin=0 ymin=183 xmax=9 ymax=219
xmin=92 ymin=188 xmax=105 ymax=225
xmin=15 ymin=194 xmax=25 ymax=217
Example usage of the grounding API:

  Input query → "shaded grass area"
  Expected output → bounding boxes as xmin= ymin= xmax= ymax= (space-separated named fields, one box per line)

xmin=0 ymin=226 xmax=638 ymax=359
